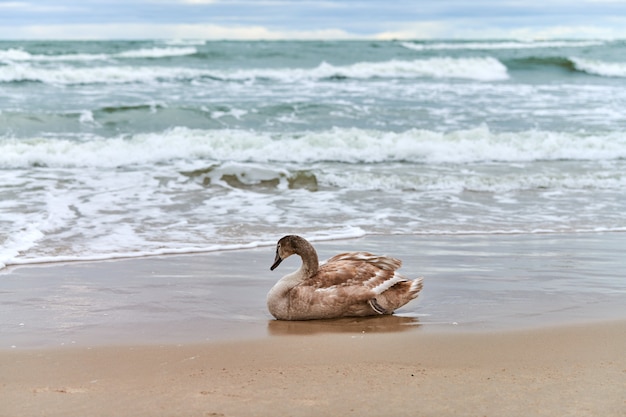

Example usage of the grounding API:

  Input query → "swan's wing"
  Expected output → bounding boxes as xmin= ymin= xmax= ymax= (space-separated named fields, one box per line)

xmin=312 ymin=252 xmax=406 ymax=292
xmin=324 ymin=251 xmax=402 ymax=271
xmin=286 ymin=252 xmax=414 ymax=319
xmin=322 ymin=252 xmax=402 ymax=271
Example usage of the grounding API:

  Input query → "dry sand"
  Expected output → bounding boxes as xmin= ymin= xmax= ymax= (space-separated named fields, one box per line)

xmin=2 ymin=320 xmax=625 ymax=417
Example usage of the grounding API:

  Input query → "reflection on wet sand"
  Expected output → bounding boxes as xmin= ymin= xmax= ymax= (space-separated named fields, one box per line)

xmin=267 ymin=315 xmax=420 ymax=336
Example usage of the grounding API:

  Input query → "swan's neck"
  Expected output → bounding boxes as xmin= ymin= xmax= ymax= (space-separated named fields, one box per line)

xmin=292 ymin=237 xmax=318 ymax=278
xmin=274 ymin=267 xmax=305 ymax=290
xmin=275 ymin=250 xmax=318 ymax=290
xmin=267 ymin=237 xmax=319 ymax=320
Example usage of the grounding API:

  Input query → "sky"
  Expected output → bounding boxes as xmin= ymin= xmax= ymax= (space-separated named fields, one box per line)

xmin=1 ymin=0 xmax=626 ymax=40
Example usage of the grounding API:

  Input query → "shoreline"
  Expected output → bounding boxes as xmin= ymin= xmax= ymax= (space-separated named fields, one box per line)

xmin=3 ymin=229 xmax=625 ymax=274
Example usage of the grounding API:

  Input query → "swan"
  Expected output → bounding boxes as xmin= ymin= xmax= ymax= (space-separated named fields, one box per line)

xmin=267 ymin=235 xmax=423 ymax=320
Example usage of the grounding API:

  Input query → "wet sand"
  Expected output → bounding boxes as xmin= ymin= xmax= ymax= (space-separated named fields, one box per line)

xmin=3 ymin=233 xmax=626 ymax=348
xmin=1 ymin=233 xmax=626 ymax=416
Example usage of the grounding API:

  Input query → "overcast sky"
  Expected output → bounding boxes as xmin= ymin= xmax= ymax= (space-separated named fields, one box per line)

xmin=1 ymin=0 xmax=626 ymax=40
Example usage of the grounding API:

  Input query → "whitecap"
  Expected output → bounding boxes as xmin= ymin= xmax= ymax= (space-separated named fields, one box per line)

xmin=163 ymin=39 xmax=207 ymax=46
xmin=570 ymin=57 xmax=626 ymax=78
xmin=401 ymin=40 xmax=605 ymax=51
xmin=0 ymin=46 xmax=196 ymax=62
xmin=0 ymin=48 xmax=108 ymax=62
xmin=0 ymin=63 xmax=202 ymax=84
xmin=2 ymin=126 xmax=626 ymax=169
xmin=115 ymin=47 xmax=198 ymax=59
xmin=0 ymin=48 xmax=34 ymax=61
xmin=78 ymin=110 xmax=96 ymax=124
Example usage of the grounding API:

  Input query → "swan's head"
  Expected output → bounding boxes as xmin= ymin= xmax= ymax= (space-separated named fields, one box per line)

xmin=270 ymin=235 xmax=300 ymax=270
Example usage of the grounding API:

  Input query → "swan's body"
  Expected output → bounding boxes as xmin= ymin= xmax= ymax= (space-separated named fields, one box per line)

xmin=267 ymin=235 xmax=423 ymax=320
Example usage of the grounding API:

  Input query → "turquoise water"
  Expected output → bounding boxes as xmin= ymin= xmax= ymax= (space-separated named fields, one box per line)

xmin=1 ymin=40 xmax=626 ymax=268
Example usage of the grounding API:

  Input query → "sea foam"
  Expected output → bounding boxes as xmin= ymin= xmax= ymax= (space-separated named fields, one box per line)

xmin=2 ymin=127 xmax=625 ymax=168
xmin=0 ymin=225 xmax=44 ymax=269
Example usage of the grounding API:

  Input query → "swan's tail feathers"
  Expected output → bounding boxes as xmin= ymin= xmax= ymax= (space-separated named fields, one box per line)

xmin=370 ymin=276 xmax=424 ymax=314
xmin=409 ymin=277 xmax=424 ymax=300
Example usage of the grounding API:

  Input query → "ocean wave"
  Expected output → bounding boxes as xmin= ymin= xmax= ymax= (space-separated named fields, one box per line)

xmin=115 ymin=47 xmax=198 ymax=59
xmin=0 ymin=57 xmax=508 ymax=85
xmin=0 ymin=63 xmax=201 ymax=84
xmin=401 ymin=40 xmax=604 ymax=51
xmin=309 ymin=58 xmax=508 ymax=81
xmin=570 ymin=57 xmax=626 ymax=78
xmin=504 ymin=55 xmax=626 ymax=79
xmin=0 ymin=46 xmax=197 ymax=63
xmin=320 ymin=167 xmax=626 ymax=193
xmin=163 ymin=39 xmax=207 ymax=46
xmin=509 ymin=56 xmax=575 ymax=71
xmin=2 ymin=126 xmax=625 ymax=168
xmin=0 ymin=48 xmax=109 ymax=62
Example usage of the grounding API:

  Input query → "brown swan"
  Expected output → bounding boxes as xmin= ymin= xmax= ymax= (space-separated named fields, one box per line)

xmin=267 ymin=235 xmax=423 ymax=320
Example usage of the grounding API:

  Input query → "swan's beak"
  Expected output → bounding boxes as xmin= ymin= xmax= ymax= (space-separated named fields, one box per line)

xmin=270 ymin=252 xmax=283 ymax=270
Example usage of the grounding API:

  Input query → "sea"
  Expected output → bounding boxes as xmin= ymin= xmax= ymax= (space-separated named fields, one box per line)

xmin=1 ymin=39 xmax=626 ymax=269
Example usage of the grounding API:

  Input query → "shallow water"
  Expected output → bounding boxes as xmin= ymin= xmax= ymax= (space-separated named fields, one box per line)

xmin=1 ymin=233 xmax=624 ymax=349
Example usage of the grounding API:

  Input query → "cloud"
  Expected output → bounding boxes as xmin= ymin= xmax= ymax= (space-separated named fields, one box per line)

xmin=374 ymin=16 xmax=626 ymax=40
xmin=4 ymin=20 xmax=625 ymax=41
xmin=0 ymin=22 xmax=356 ymax=40
xmin=374 ymin=22 xmax=452 ymax=40
xmin=0 ymin=1 xmax=73 ymax=12
xmin=0 ymin=1 xmax=30 ymax=8
xmin=1 ymin=0 xmax=626 ymax=40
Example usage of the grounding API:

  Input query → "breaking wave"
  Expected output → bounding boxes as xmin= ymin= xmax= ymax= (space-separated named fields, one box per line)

xmin=2 ymin=126 xmax=624 ymax=168
xmin=0 ymin=57 xmax=508 ymax=85
xmin=570 ymin=57 xmax=626 ymax=78
xmin=401 ymin=40 xmax=604 ymax=51
xmin=0 ymin=46 xmax=198 ymax=62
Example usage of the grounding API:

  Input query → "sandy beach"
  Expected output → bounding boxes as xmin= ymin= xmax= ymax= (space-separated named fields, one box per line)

xmin=1 ymin=233 xmax=626 ymax=416
xmin=2 ymin=321 xmax=625 ymax=417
